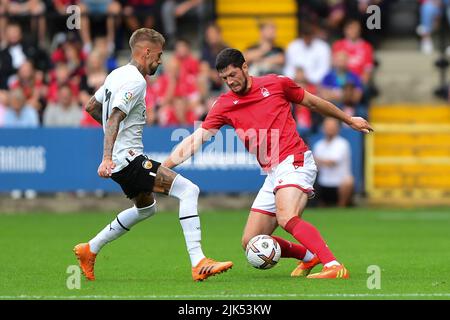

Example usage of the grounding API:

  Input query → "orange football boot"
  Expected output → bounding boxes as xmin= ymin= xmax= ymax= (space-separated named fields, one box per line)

xmin=192 ymin=258 xmax=233 ymax=281
xmin=73 ymin=243 xmax=97 ymax=281
xmin=291 ymin=255 xmax=321 ymax=277
xmin=307 ymin=264 xmax=349 ymax=279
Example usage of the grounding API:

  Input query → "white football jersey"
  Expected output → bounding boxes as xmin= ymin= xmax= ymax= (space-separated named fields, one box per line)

xmin=94 ymin=64 xmax=147 ymax=172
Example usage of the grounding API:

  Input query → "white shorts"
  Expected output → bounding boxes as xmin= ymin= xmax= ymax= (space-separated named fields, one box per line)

xmin=251 ymin=151 xmax=317 ymax=217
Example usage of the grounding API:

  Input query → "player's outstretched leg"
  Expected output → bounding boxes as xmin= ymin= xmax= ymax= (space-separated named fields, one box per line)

xmin=74 ymin=201 xmax=157 ymax=280
xmin=165 ymin=172 xmax=233 ymax=281
xmin=270 ymin=236 xmax=321 ymax=277
xmin=283 ymin=216 xmax=349 ymax=279
xmin=276 ymin=188 xmax=349 ymax=279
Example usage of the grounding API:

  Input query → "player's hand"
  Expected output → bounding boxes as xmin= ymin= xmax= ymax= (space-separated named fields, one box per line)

xmin=98 ymin=158 xmax=116 ymax=178
xmin=348 ymin=117 xmax=374 ymax=134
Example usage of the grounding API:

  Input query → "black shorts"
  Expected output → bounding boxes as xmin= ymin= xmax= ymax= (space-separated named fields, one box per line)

xmin=111 ymin=155 xmax=161 ymax=199
xmin=318 ymin=186 xmax=338 ymax=206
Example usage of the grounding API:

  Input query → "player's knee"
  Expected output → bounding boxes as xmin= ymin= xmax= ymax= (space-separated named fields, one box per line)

xmin=137 ymin=201 xmax=157 ymax=220
xmin=191 ymin=183 xmax=200 ymax=197
xmin=276 ymin=213 xmax=294 ymax=230
xmin=184 ymin=179 xmax=200 ymax=199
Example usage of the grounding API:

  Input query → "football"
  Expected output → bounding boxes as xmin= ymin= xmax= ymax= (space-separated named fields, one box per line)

xmin=245 ymin=235 xmax=281 ymax=269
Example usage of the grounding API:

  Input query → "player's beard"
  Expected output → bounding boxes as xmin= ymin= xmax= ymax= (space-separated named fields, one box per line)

xmin=232 ymin=77 xmax=248 ymax=95
xmin=148 ymin=64 xmax=159 ymax=76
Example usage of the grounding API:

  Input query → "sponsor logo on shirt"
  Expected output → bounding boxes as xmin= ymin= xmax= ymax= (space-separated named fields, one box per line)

xmin=233 ymin=99 xmax=239 ymax=105
xmin=124 ymin=91 xmax=133 ymax=102
xmin=260 ymin=87 xmax=270 ymax=98
xmin=142 ymin=160 xmax=153 ymax=170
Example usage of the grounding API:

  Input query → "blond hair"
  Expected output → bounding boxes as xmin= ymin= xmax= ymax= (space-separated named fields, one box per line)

xmin=129 ymin=28 xmax=165 ymax=51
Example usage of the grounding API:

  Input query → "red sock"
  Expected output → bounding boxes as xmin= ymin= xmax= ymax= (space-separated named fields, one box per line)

xmin=283 ymin=216 xmax=336 ymax=265
xmin=271 ymin=235 xmax=307 ymax=260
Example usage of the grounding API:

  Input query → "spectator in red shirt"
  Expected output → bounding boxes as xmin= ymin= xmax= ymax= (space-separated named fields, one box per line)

xmin=332 ymin=19 xmax=374 ymax=86
xmin=144 ymin=76 xmax=159 ymax=126
xmin=47 ymin=62 xmax=80 ymax=104
xmin=51 ymin=35 xmax=86 ymax=78
xmin=80 ymin=106 xmax=101 ymax=127
xmin=292 ymin=67 xmax=316 ymax=132
xmin=157 ymin=38 xmax=202 ymax=126
xmin=9 ymin=60 xmax=47 ymax=116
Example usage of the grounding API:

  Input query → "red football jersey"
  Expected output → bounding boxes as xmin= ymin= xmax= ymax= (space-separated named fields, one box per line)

xmin=332 ymin=39 xmax=374 ymax=78
xmin=202 ymin=74 xmax=309 ymax=171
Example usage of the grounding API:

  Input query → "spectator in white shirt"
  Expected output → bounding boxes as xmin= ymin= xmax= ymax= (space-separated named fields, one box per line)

xmin=284 ymin=23 xmax=331 ymax=85
xmin=313 ymin=117 xmax=354 ymax=207
xmin=43 ymin=85 xmax=82 ymax=127
xmin=3 ymin=88 xmax=39 ymax=127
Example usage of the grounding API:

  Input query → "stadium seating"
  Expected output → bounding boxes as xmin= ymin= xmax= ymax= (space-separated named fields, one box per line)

xmin=216 ymin=0 xmax=298 ymax=50
xmin=366 ymin=105 xmax=450 ymax=204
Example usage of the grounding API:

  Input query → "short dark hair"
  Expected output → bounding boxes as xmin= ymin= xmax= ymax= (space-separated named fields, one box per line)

xmin=215 ymin=48 xmax=246 ymax=71
xmin=344 ymin=19 xmax=360 ymax=29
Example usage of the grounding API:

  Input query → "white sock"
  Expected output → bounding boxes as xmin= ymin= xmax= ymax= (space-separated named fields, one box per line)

xmin=302 ymin=250 xmax=315 ymax=262
xmin=324 ymin=260 xmax=341 ymax=268
xmin=169 ymin=174 xmax=205 ymax=267
xmin=89 ymin=202 xmax=157 ymax=254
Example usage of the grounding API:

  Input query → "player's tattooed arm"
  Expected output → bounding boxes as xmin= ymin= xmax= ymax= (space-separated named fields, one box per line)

xmin=98 ymin=107 xmax=126 ymax=178
xmin=103 ymin=108 xmax=126 ymax=160
xmin=86 ymin=96 xmax=103 ymax=125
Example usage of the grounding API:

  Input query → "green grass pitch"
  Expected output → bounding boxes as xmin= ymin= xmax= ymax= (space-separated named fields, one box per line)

xmin=0 ymin=207 xmax=449 ymax=300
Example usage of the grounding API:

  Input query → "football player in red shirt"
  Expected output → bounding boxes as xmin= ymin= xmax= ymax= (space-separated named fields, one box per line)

xmin=163 ymin=48 xmax=373 ymax=279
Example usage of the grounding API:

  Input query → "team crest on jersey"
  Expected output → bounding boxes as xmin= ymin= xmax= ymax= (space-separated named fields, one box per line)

xmin=142 ymin=160 xmax=153 ymax=170
xmin=260 ymin=87 xmax=270 ymax=97
xmin=124 ymin=91 xmax=133 ymax=102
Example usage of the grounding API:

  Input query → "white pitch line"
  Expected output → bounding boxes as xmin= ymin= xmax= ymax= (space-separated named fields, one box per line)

xmin=1 ymin=293 xmax=450 ymax=299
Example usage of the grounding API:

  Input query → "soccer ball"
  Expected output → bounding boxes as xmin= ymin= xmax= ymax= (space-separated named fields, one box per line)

xmin=245 ymin=235 xmax=281 ymax=269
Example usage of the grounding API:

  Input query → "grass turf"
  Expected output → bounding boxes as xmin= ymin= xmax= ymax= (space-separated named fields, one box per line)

xmin=0 ymin=207 xmax=449 ymax=300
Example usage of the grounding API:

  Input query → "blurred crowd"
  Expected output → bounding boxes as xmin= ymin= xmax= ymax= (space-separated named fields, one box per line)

xmin=417 ymin=0 xmax=450 ymax=54
xmin=0 ymin=0 xmax=386 ymax=133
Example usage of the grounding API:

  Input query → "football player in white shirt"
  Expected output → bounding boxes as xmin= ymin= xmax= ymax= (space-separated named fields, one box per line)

xmin=73 ymin=28 xmax=232 ymax=282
